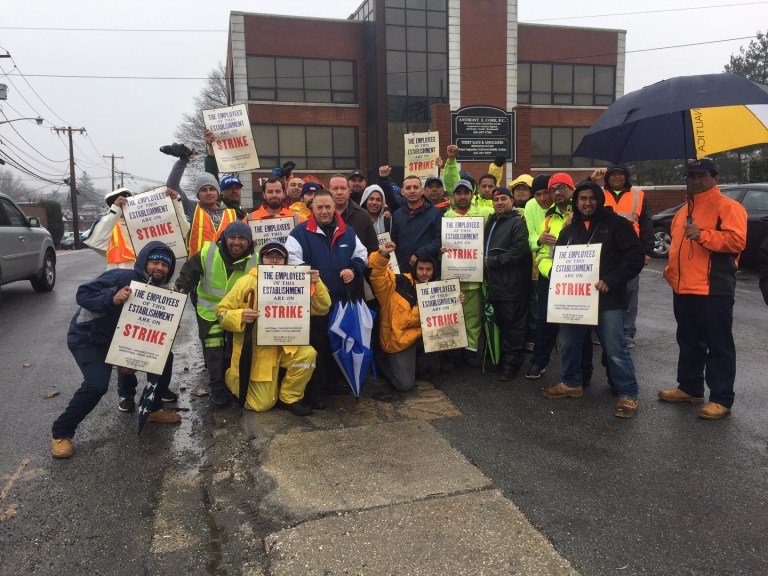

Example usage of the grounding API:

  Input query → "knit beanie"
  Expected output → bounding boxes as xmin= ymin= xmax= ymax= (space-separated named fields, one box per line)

xmin=220 ymin=221 xmax=252 ymax=243
xmin=195 ymin=173 xmax=221 ymax=197
xmin=531 ymin=174 xmax=551 ymax=193
xmin=548 ymin=173 xmax=575 ymax=190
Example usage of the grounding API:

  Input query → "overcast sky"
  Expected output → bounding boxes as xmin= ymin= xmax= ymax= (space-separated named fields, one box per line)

xmin=0 ymin=0 xmax=765 ymax=202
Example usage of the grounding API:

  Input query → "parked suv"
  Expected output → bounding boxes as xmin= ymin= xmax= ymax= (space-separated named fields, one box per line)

xmin=0 ymin=192 xmax=56 ymax=301
xmin=651 ymin=184 xmax=768 ymax=264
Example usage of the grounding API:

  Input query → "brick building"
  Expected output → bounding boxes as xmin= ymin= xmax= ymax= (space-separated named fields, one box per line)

xmin=224 ymin=0 xmax=625 ymax=206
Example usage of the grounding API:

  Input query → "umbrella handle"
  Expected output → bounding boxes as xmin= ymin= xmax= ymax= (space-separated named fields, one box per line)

xmin=243 ymin=288 xmax=255 ymax=310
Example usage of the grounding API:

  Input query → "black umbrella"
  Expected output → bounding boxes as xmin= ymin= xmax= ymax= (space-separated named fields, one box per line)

xmin=573 ymin=73 xmax=768 ymax=163
xmin=137 ymin=373 xmax=159 ymax=435
xmin=237 ymin=288 xmax=256 ymax=407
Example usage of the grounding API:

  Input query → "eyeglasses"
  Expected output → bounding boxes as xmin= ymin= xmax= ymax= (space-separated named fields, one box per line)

xmin=548 ymin=184 xmax=569 ymax=193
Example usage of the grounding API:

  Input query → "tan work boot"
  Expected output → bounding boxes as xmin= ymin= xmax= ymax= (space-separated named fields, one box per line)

xmin=51 ymin=438 xmax=74 ymax=458
xmin=614 ymin=397 xmax=638 ymax=418
xmin=657 ymin=388 xmax=704 ymax=404
xmin=698 ymin=402 xmax=730 ymax=420
xmin=542 ymin=382 xmax=583 ymax=399
xmin=146 ymin=408 xmax=182 ymax=424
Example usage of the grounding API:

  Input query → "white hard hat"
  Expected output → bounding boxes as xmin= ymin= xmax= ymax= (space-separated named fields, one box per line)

xmin=104 ymin=188 xmax=133 ymax=207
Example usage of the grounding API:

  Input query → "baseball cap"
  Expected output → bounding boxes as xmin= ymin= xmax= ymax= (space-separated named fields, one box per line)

xmin=348 ymin=170 xmax=366 ymax=180
xmin=424 ymin=176 xmax=444 ymax=188
xmin=259 ymin=242 xmax=288 ymax=260
xmin=686 ymin=158 xmax=718 ymax=175
xmin=220 ymin=175 xmax=243 ymax=189
xmin=453 ymin=179 xmax=474 ymax=193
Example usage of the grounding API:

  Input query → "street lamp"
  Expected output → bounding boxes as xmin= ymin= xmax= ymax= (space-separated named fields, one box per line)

xmin=0 ymin=116 xmax=44 ymax=126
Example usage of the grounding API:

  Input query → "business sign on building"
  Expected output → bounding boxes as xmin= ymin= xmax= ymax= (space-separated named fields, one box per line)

xmin=451 ymin=105 xmax=514 ymax=162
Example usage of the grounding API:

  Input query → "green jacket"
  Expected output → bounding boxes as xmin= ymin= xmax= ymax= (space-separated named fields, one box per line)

xmin=524 ymin=201 xmax=551 ymax=252
xmin=536 ymin=205 xmax=571 ymax=279
xmin=443 ymin=204 xmax=494 ymax=290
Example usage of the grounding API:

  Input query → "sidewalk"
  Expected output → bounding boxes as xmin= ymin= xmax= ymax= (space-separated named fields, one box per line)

xmin=220 ymin=378 xmax=579 ymax=576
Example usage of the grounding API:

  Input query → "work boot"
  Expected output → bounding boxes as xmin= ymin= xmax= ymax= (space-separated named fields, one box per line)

xmin=657 ymin=388 xmax=704 ymax=404
xmin=498 ymin=362 xmax=520 ymax=381
xmin=698 ymin=402 xmax=730 ymax=420
xmin=51 ymin=438 xmax=74 ymax=458
xmin=614 ymin=397 xmax=638 ymax=418
xmin=275 ymin=398 xmax=313 ymax=416
xmin=304 ymin=388 xmax=327 ymax=410
xmin=210 ymin=385 xmax=232 ymax=409
xmin=147 ymin=409 xmax=182 ymax=424
xmin=542 ymin=382 xmax=583 ymax=399
xmin=159 ymin=143 xmax=193 ymax=159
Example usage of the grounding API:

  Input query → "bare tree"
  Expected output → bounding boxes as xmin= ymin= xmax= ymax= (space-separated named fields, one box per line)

xmin=0 ymin=168 xmax=34 ymax=201
xmin=173 ymin=62 xmax=229 ymax=186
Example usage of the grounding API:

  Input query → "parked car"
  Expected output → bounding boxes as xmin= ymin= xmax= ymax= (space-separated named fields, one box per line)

xmin=0 ymin=192 xmax=56 ymax=302
xmin=651 ymin=184 xmax=768 ymax=264
xmin=60 ymin=231 xmax=75 ymax=250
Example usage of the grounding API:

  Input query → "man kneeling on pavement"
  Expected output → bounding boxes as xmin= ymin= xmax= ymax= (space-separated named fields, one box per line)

xmin=542 ymin=181 xmax=644 ymax=418
xmin=216 ymin=243 xmax=331 ymax=416
xmin=370 ymin=241 xmax=464 ymax=392
xmin=51 ymin=242 xmax=181 ymax=459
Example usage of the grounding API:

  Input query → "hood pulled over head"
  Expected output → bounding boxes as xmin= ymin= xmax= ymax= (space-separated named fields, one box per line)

xmin=571 ymin=180 xmax=605 ymax=221
xmin=134 ymin=241 xmax=176 ymax=284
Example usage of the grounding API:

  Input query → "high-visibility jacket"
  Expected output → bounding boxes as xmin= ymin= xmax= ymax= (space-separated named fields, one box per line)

xmin=603 ymin=187 xmax=644 ymax=236
xmin=106 ymin=223 xmax=136 ymax=265
xmin=188 ymin=205 xmax=237 ymax=258
xmin=244 ymin=205 xmax=296 ymax=222
xmin=196 ymin=242 xmax=259 ymax=321
xmin=665 ymin=186 xmax=747 ymax=296
xmin=535 ymin=205 xmax=571 ymax=279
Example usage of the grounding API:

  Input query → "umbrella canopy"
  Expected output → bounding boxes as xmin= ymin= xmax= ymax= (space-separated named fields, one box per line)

xmin=328 ymin=299 xmax=376 ymax=398
xmin=137 ymin=374 xmax=159 ymax=435
xmin=573 ymin=73 xmax=768 ymax=163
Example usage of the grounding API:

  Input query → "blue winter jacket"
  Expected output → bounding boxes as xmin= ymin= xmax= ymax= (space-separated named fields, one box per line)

xmin=286 ymin=213 xmax=368 ymax=302
xmin=67 ymin=241 xmax=177 ymax=348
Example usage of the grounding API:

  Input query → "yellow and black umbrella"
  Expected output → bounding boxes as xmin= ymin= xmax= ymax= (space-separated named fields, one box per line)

xmin=574 ymin=73 xmax=768 ymax=163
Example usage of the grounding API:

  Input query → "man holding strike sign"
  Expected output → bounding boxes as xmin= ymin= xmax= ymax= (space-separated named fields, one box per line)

xmin=51 ymin=242 xmax=181 ymax=459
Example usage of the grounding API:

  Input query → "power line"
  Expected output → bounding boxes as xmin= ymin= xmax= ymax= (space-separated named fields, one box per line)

xmin=526 ymin=1 xmax=768 ymax=22
xmin=0 ymin=109 xmax=64 ymax=163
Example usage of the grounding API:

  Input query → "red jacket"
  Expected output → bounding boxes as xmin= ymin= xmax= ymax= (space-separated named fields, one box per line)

xmin=665 ymin=186 xmax=747 ymax=296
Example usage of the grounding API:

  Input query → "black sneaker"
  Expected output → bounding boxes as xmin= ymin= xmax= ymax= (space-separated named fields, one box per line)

xmin=525 ymin=364 xmax=546 ymax=380
xmin=159 ymin=143 xmax=193 ymax=159
xmin=118 ymin=397 xmax=135 ymax=412
xmin=161 ymin=390 xmax=178 ymax=402
xmin=499 ymin=365 xmax=520 ymax=381
xmin=275 ymin=399 xmax=313 ymax=416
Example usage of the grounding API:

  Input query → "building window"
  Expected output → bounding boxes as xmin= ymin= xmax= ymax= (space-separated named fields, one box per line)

xmin=531 ymin=126 xmax=596 ymax=168
xmin=246 ymin=56 xmax=357 ymax=104
xmin=352 ymin=0 xmax=375 ymax=21
xmin=252 ymin=125 xmax=359 ymax=171
xmin=518 ymin=63 xmax=615 ymax=106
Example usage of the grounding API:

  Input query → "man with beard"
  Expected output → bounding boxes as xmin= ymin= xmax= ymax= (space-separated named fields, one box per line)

xmin=176 ymin=221 xmax=259 ymax=408
xmin=285 ymin=176 xmax=305 ymax=208
xmin=348 ymin=169 xmax=368 ymax=204
xmin=542 ymin=181 xmax=644 ymax=418
xmin=484 ymin=187 xmax=530 ymax=380
xmin=244 ymin=178 xmax=296 ymax=222
xmin=51 ymin=242 xmax=181 ymax=458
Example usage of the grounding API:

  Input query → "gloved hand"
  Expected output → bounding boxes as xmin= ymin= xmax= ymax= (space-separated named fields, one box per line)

xmin=280 ymin=161 xmax=296 ymax=178
xmin=493 ymin=155 xmax=506 ymax=167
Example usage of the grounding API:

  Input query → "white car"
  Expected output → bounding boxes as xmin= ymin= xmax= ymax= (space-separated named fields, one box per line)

xmin=0 ymin=192 xmax=56 ymax=302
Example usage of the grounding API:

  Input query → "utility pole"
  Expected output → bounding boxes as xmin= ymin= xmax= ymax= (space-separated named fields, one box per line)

xmin=103 ymin=153 xmax=123 ymax=190
xmin=54 ymin=126 xmax=86 ymax=249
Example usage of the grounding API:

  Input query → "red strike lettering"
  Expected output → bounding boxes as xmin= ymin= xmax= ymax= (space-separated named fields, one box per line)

xmin=122 ymin=323 xmax=167 ymax=345
xmin=425 ymin=313 xmax=458 ymax=328
xmin=215 ymin=136 xmax=249 ymax=150
xmin=409 ymin=160 xmax=435 ymax=171
xmin=263 ymin=306 xmax=303 ymax=319
xmin=445 ymin=248 xmax=478 ymax=259
xmin=136 ymin=222 xmax=174 ymax=240
xmin=554 ymin=282 xmax=592 ymax=296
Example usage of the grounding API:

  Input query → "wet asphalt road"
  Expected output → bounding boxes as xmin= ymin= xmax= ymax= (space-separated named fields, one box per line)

xmin=1 ymin=250 xmax=766 ymax=575
xmin=431 ymin=259 xmax=768 ymax=576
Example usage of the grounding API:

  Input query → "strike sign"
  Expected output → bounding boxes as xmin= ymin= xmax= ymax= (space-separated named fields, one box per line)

xmin=256 ymin=265 xmax=311 ymax=346
xmin=416 ymin=278 xmax=468 ymax=353
xmin=547 ymin=243 xmax=602 ymax=325
xmin=203 ymin=103 xmax=260 ymax=172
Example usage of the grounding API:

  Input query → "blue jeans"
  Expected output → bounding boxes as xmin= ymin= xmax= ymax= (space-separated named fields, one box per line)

xmin=559 ymin=308 xmax=638 ymax=399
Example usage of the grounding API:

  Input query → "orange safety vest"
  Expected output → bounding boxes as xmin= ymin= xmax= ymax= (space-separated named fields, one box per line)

xmin=188 ymin=205 xmax=237 ymax=257
xmin=106 ymin=224 xmax=136 ymax=264
xmin=603 ymin=187 xmax=644 ymax=237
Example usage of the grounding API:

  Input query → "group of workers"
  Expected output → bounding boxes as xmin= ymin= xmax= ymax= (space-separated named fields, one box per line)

xmin=50 ymin=135 xmax=750 ymax=459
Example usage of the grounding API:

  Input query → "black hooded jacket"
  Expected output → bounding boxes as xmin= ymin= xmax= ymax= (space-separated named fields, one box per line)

xmin=601 ymin=164 xmax=655 ymax=257
xmin=556 ymin=182 xmax=644 ymax=312
xmin=484 ymin=208 xmax=531 ymax=301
